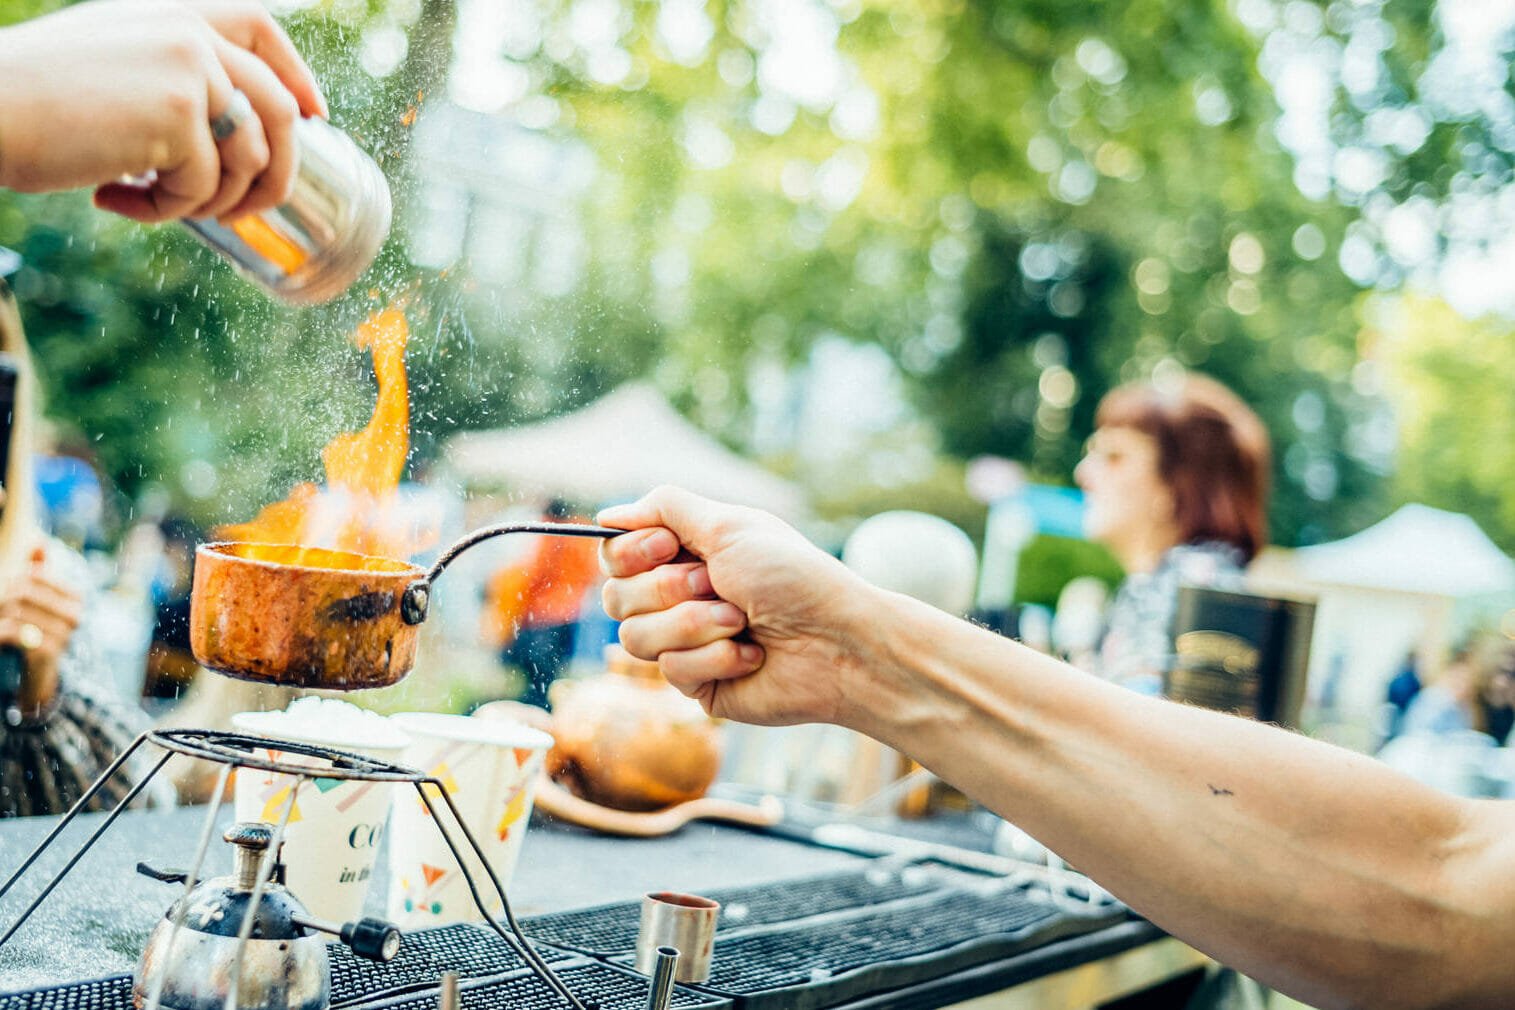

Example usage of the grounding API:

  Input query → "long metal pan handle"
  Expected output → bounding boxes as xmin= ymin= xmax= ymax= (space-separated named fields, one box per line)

xmin=400 ymin=521 xmax=624 ymax=625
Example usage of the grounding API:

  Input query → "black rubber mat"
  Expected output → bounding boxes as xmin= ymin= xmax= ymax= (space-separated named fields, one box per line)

xmin=522 ymin=862 xmax=947 ymax=957
xmin=616 ymin=886 xmax=1123 ymax=1010
xmin=1 ymin=974 xmax=132 ymax=1010
xmin=329 ymin=921 xmax=573 ymax=1006
xmin=360 ymin=961 xmax=728 ymax=1010
xmin=4 ymin=869 xmax=1122 ymax=1010
xmin=2 ymin=959 xmax=726 ymax=1010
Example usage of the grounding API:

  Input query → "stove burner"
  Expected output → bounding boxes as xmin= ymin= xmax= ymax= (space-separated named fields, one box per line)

xmin=149 ymin=729 xmax=422 ymax=781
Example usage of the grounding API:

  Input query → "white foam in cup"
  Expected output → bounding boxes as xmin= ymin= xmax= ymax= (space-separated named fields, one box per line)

xmin=386 ymin=712 xmax=554 ymax=928
xmin=232 ymin=698 xmax=410 ymax=923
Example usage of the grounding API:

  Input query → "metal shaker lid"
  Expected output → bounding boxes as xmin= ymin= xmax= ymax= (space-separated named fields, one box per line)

xmin=277 ymin=118 xmax=392 ymax=305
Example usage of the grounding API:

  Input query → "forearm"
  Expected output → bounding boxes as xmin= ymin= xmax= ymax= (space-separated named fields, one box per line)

xmin=0 ymin=25 xmax=22 ymax=191
xmin=842 ymin=590 xmax=1515 ymax=1009
xmin=0 ymin=20 xmax=61 ymax=193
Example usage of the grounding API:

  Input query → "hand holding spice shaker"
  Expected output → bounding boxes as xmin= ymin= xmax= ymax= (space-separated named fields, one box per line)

xmin=183 ymin=116 xmax=392 ymax=304
xmin=0 ymin=3 xmax=323 ymax=211
xmin=0 ymin=3 xmax=389 ymax=303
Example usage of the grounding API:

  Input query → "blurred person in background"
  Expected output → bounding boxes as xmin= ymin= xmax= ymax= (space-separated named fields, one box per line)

xmin=33 ymin=430 xmax=108 ymax=554
xmin=1392 ymin=638 xmax=1515 ymax=745
xmin=1376 ymin=640 xmax=1512 ymax=801
xmin=1397 ymin=641 xmax=1486 ymax=738
xmin=0 ymin=0 xmax=327 ymax=804
xmin=1381 ymin=650 xmax=1424 ymax=743
xmin=0 ymin=262 xmax=169 ymax=816
xmin=141 ymin=516 xmax=204 ymax=702
xmin=1073 ymin=374 xmax=1271 ymax=693
xmin=1482 ymin=645 xmax=1515 ymax=745
xmin=483 ymin=498 xmax=601 ymax=709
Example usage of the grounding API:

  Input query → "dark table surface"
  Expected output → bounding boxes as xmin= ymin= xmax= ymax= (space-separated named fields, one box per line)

xmin=0 ymin=803 xmax=864 ymax=991
xmin=0 ymin=803 xmax=1171 ymax=1007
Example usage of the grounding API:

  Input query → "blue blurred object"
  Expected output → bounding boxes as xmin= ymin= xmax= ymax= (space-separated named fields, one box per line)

xmin=976 ymin=483 xmax=1088 ymax=616
xmin=34 ymin=454 xmax=104 ymax=547
xmin=1018 ymin=483 xmax=1086 ymax=538
xmin=571 ymin=592 xmax=619 ymax=669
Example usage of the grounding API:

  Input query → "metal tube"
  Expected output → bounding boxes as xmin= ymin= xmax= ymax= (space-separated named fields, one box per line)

xmin=290 ymin=913 xmax=342 ymax=938
xmin=636 ymin=892 xmax=719 ymax=984
xmin=438 ymin=971 xmax=459 ymax=1010
xmin=0 ymin=748 xmax=171 ymax=948
xmin=644 ymin=947 xmax=678 ymax=1010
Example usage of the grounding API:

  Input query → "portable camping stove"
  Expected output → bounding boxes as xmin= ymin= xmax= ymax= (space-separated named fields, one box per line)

xmin=0 ymin=729 xmax=592 ymax=1010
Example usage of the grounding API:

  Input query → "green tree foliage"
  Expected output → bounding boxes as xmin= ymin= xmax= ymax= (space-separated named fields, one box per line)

xmin=1373 ymin=294 xmax=1515 ymax=552
xmin=1014 ymin=534 xmax=1124 ymax=608
xmin=518 ymin=0 xmax=1402 ymax=544
xmin=1 ymin=0 xmax=1506 ymax=550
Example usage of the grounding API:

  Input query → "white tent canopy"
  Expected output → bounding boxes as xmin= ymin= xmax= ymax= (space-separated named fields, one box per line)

xmin=441 ymin=383 xmax=806 ymax=520
xmin=1296 ymin=503 xmax=1515 ymax=598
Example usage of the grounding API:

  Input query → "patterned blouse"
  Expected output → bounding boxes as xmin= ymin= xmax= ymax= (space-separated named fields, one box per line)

xmin=1096 ymin=541 xmax=1247 ymax=693
xmin=0 ymin=542 xmax=174 ymax=817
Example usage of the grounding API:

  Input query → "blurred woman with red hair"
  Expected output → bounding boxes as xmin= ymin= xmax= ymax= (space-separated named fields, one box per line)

xmin=1074 ymin=373 xmax=1272 ymax=692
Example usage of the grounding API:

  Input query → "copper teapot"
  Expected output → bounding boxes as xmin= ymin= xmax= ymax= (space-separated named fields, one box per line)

xmin=545 ymin=646 xmax=723 ymax=812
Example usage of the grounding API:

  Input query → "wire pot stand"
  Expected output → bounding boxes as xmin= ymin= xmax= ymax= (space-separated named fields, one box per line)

xmin=0 ymin=728 xmax=590 ymax=1010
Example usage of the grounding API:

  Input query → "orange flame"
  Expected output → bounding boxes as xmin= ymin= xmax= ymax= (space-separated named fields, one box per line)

xmin=218 ymin=306 xmax=432 ymax=561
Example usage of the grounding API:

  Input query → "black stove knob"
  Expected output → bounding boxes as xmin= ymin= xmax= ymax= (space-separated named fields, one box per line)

xmin=341 ymin=916 xmax=402 ymax=962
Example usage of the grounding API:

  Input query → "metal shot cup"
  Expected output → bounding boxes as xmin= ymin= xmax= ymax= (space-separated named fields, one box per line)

xmin=635 ymin=892 xmax=719 ymax=984
xmin=184 ymin=117 xmax=391 ymax=304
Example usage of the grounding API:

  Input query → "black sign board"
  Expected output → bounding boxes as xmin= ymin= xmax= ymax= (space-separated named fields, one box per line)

xmin=1165 ymin=586 xmax=1316 ymax=727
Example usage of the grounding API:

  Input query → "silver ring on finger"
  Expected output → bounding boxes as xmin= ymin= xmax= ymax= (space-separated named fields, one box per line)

xmin=209 ymin=89 xmax=254 ymax=142
xmin=17 ymin=622 xmax=43 ymax=652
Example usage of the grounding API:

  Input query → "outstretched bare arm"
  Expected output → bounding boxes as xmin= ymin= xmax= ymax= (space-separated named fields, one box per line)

xmin=600 ymin=486 xmax=1515 ymax=1010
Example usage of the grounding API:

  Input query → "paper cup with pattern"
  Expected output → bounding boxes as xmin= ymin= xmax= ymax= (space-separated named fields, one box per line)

xmin=232 ymin=698 xmax=410 ymax=922
xmin=386 ymin=712 xmax=553 ymax=927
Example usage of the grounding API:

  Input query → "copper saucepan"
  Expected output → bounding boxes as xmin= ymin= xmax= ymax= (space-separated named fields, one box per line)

xmin=189 ymin=523 xmax=623 ymax=690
